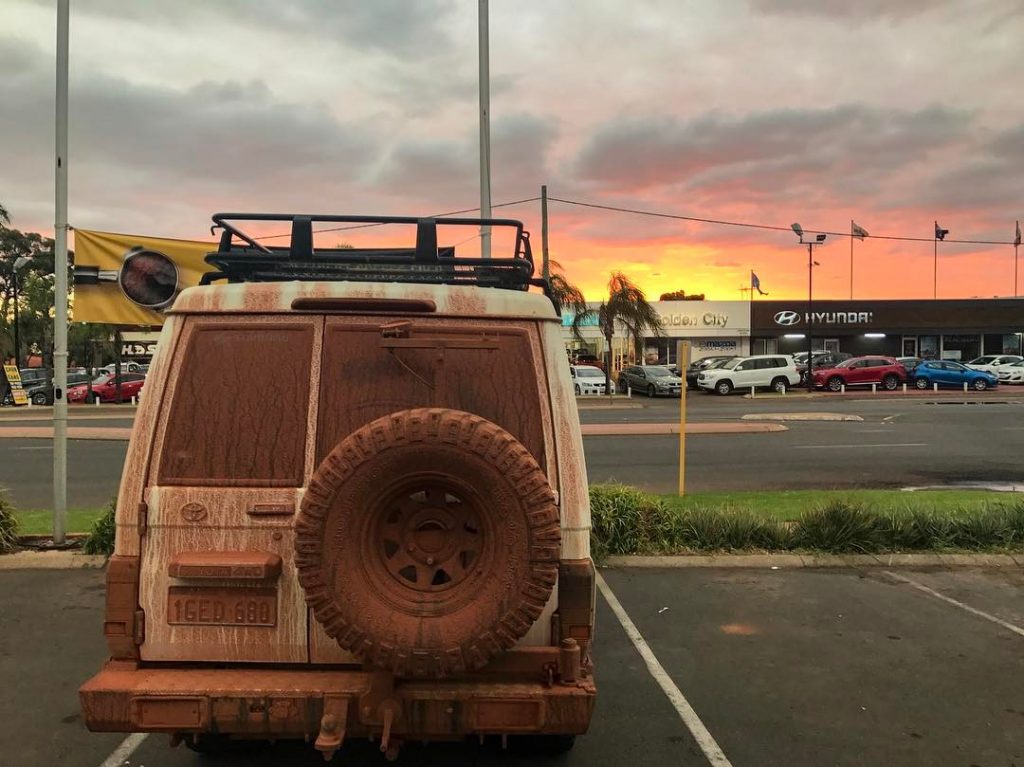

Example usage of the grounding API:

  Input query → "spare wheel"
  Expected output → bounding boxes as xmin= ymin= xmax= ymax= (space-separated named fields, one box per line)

xmin=295 ymin=408 xmax=561 ymax=678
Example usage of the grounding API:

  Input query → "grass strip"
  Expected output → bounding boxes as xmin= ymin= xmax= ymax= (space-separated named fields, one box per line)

xmin=594 ymin=484 xmax=1024 ymax=558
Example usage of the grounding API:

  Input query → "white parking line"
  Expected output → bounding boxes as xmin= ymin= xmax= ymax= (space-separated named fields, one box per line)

xmin=793 ymin=443 xmax=927 ymax=449
xmin=596 ymin=572 xmax=733 ymax=767
xmin=98 ymin=733 xmax=148 ymax=767
xmin=885 ymin=571 xmax=1024 ymax=638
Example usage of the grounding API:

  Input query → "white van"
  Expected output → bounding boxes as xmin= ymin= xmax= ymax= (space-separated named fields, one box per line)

xmin=697 ymin=354 xmax=800 ymax=395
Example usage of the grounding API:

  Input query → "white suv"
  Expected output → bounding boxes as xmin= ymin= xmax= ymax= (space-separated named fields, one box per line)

xmin=697 ymin=354 xmax=800 ymax=395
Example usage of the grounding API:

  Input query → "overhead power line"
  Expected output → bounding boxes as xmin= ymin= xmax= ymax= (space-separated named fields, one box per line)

xmin=547 ymin=196 xmax=1016 ymax=246
xmin=254 ymin=197 xmax=540 ymax=241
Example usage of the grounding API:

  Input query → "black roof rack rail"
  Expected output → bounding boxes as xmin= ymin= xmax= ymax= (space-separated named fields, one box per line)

xmin=200 ymin=213 xmax=545 ymax=295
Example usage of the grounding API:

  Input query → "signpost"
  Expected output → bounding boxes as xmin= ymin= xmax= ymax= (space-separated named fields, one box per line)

xmin=678 ymin=340 xmax=691 ymax=496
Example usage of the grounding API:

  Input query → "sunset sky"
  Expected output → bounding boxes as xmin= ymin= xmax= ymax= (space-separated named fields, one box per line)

xmin=2 ymin=1 xmax=1022 ymax=301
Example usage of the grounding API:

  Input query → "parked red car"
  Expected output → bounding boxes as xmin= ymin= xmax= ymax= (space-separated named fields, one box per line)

xmin=66 ymin=373 xmax=146 ymax=404
xmin=812 ymin=356 xmax=906 ymax=392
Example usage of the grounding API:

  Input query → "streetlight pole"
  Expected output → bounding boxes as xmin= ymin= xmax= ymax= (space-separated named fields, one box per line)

xmin=792 ymin=224 xmax=826 ymax=393
xmin=478 ymin=0 xmax=492 ymax=259
xmin=807 ymin=241 xmax=814 ymax=393
xmin=11 ymin=256 xmax=30 ymax=369
xmin=11 ymin=266 xmax=21 ymax=370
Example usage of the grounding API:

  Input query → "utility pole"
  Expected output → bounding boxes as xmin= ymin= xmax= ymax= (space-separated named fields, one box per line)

xmin=1015 ymin=220 xmax=1020 ymax=298
xmin=478 ymin=0 xmax=492 ymax=258
xmin=52 ymin=0 xmax=70 ymax=544
xmin=541 ymin=185 xmax=550 ymax=281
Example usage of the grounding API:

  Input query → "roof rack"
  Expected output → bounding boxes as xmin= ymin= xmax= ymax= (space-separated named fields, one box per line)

xmin=200 ymin=213 xmax=547 ymax=294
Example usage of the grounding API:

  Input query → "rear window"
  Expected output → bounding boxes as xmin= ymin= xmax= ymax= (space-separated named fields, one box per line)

xmin=158 ymin=323 xmax=313 ymax=486
xmin=316 ymin=320 xmax=547 ymax=467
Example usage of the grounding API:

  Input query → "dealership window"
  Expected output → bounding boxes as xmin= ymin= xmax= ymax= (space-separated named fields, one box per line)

xmin=941 ymin=334 xmax=980 ymax=362
xmin=919 ymin=336 xmax=939 ymax=360
xmin=753 ymin=338 xmax=779 ymax=355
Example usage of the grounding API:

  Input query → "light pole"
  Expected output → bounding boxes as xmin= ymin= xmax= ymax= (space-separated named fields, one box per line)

xmin=11 ymin=256 xmax=30 ymax=369
xmin=791 ymin=224 xmax=827 ymax=392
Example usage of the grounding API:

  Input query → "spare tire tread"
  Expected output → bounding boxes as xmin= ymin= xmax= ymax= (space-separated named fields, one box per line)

xmin=295 ymin=408 xmax=560 ymax=678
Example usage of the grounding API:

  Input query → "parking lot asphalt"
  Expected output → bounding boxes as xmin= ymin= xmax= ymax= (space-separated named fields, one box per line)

xmin=3 ymin=566 xmax=1023 ymax=767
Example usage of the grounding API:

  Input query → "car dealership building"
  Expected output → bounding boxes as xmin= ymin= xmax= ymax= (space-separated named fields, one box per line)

xmin=750 ymin=299 xmax=1024 ymax=361
xmin=563 ymin=300 xmax=751 ymax=368
xmin=562 ymin=297 xmax=1023 ymax=367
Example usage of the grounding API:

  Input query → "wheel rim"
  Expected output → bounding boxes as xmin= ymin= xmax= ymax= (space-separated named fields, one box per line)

xmin=647 ymin=385 xmax=655 ymax=397
xmin=717 ymin=382 xmax=729 ymax=394
xmin=974 ymin=379 xmax=987 ymax=390
xmin=916 ymin=379 xmax=928 ymax=389
xmin=575 ymin=385 xmax=580 ymax=395
xmin=370 ymin=479 xmax=489 ymax=600
xmin=884 ymin=377 xmax=897 ymax=390
xmin=828 ymin=378 xmax=842 ymax=392
xmin=774 ymin=380 xmax=785 ymax=392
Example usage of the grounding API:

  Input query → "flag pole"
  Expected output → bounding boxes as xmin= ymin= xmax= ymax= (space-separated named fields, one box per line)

xmin=849 ymin=220 xmax=854 ymax=300
xmin=52 ymin=0 xmax=70 ymax=545
xmin=933 ymin=225 xmax=938 ymax=300
xmin=1015 ymin=220 xmax=1019 ymax=298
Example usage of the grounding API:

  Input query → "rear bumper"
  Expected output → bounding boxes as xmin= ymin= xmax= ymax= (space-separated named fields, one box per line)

xmin=80 ymin=661 xmax=596 ymax=739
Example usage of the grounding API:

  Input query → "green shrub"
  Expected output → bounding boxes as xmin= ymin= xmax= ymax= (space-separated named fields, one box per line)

xmin=587 ymin=486 xmax=1024 ymax=556
xmin=789 ymin=501 xmax=888 ymax=553
xmin=83 ymin=499 xmax=116 ymax=556
xmin=0 ymin=489 xmax=18 ymax=554
xmin=589 ymin=484 xmax=670 ymax=557
xmin=673 ymin=506 xmax=787 ymax=551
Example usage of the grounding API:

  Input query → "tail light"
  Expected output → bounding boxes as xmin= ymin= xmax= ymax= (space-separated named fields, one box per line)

xmin=557 ymin=559 xmax=595 ymax=647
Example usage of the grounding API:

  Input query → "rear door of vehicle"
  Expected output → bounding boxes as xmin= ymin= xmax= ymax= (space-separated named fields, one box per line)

xmin=139 ymin=316 xmax=320 ymax=663
xmin=309 ymin=314 xmax=558 ymax=659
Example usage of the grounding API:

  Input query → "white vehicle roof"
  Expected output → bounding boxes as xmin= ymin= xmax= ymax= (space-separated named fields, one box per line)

xmin=171 ymin=282 xmax=559 ymax=320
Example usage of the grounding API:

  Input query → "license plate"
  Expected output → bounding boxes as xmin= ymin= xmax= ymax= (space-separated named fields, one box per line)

xmin=167 ymin=587 xmax=277 ymax=627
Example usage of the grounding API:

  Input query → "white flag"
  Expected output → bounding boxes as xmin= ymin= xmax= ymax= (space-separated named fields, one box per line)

xmin=851 ymin=221 xmax=869 ymax=240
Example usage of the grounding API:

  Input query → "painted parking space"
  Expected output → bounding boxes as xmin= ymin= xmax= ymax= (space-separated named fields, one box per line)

xmin=599 ymin=567 xmax=1024 ymax=767
xmin=3 ymin=566 xmax=1023 ymax=767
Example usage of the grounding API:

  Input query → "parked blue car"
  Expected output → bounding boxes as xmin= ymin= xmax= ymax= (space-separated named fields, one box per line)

xmin=912 ymin=360 xmax=998 ymax=391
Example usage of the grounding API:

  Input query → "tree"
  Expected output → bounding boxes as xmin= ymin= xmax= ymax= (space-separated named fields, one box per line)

xmin=0 ymin=202 xmax=10 ymax=227
xmin=1 ymin=227 xmax=59 ymax=364
xmin=572 ymin=272 xmax=662 ymax=396
xmin=659 ymin=289 xmax=705 ymax=301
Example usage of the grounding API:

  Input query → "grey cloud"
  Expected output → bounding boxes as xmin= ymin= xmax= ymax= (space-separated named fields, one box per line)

xmin=0 ymin=35 xmax=380 ymax=231
xmin=915 ymin=122 xmax=1024 ymax=212
xmin=374 ymin=112 xmax=558 ymax=205
xmin=21 ymin=0 xmax=457 ymax=56
xmin=745 ymin=0 xmax=949 ymax=21
xmin=572 ymin=105 xmax=973 ymax=210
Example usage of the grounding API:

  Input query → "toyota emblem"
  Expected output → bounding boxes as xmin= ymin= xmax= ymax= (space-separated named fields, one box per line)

xmin=773 ymin=310 xmax=801 ymax=326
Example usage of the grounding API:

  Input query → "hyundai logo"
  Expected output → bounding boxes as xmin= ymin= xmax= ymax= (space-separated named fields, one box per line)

xmin=774 ymin=310 xmax=801 ymax=326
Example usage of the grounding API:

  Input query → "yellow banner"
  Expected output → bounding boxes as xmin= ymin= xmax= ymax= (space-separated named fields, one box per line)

xmin=3 ymin=364 xmax=28 ymax=406
xmin=73 ymin=229 xmax=215 ymax=325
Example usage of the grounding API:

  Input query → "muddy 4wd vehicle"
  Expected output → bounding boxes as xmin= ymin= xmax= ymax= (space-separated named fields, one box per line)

xmin=79 ymin=214 xmax=596 ymax=760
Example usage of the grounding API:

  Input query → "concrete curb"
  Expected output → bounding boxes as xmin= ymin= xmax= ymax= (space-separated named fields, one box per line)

xmin=0 ymin=550 xmax=107 ymax=570
xmin=0 ymin=426 xmax=132 ymax=440
xmin=741 ymin=413 xmax=864 ymax=422
xmin=581 ymin=422 xmax=787 ymax=436
xmin=575 ymin=400 xmax=645 ymax=410
xmin=604 ymin=553 xmax=1023 ymax=568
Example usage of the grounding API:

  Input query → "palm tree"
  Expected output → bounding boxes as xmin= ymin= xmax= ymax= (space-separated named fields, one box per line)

xmin=0 ymin=203 xmax=10 ymax=228
xmin=572 ymin=272 xmax=662 ymax=396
